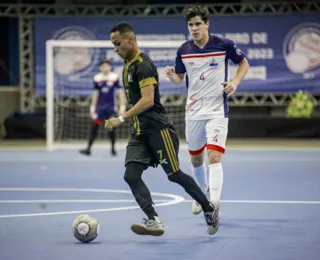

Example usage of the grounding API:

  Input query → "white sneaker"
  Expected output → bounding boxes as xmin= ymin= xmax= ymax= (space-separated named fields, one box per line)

xmin=131 ymin=217 xmax=164 ymax=236
xmin=192 ymin=200 xmax=202 ymax=214
xmin=192 ymin=186 xmax=211 ymax=215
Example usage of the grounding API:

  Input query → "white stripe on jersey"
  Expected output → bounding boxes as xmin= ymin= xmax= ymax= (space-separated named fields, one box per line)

xmin=182 ymin=51 xmax=228 ymax=120
xmin=181 ymin=51 xmax=226 ymax=59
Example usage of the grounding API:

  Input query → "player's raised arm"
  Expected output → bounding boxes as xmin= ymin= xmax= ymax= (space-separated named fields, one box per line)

xmin=231 ymin=57 xmax=250 ymax=87
xmin=164 ymin=47 xmax=185 ymax=84
xmin=164 ymin=66 xmax=184 ymax=84
xmin=222 ymin=41 xmax=250 ymax=96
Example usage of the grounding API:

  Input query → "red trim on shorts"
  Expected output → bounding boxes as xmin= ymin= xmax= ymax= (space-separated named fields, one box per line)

xmin=207 ymin=144 xmax=225 ymax=154
xmin=189 ymin=143 xmax=207 ymax=155
xmin=92 ymin=120 xmax=103 ymax=125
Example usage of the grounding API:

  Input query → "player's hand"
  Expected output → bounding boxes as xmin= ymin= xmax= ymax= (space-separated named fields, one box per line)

xmin=164 ymin=66 xmax=174 ymax=77
xmin=222 ymin=81 xmax=238 ymax=97
xmin=104 ymin=117 xmax=121 ymax=131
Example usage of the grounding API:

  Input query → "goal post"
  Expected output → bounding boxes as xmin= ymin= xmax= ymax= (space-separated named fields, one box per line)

xmin=45 ymin=39 xmax=186 ymax=151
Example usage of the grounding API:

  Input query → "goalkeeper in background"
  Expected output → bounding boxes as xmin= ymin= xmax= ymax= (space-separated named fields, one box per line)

xmin=79 ymin=60 xmax=126 ymax=156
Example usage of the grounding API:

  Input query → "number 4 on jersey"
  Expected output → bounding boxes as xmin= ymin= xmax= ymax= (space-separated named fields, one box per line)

xmin=200 ymin=73 xmax=205 ymax=81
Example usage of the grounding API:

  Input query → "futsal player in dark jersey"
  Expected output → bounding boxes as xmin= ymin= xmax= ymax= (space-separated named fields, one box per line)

xmin=79 ymin=60 xmax=126 ymax=156
xmin=105 ymin=22 xmax=219 ymax=236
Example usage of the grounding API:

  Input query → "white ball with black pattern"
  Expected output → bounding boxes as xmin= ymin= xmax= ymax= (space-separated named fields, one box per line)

xmin=72 ymin=214 xmax=99 ymax=243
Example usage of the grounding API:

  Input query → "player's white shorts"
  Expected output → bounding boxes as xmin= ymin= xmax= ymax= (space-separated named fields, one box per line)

xmin=185 ymin=118 xmax=228 ymax=155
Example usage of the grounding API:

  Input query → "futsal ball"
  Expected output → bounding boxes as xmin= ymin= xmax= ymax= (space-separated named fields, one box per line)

xmin=72 ymin=214 xmax=99 ymax=243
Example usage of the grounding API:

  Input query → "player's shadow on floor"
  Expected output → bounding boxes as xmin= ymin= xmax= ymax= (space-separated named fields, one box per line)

xmin=56 ymin=241 xmax=103 ymax=245
xmin=74 ymin=241 xmax=103 ymax=245
xmin=56 ymin=237 xmax=218 ymax=247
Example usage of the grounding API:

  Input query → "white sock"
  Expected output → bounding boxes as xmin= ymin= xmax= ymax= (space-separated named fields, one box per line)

xmin=208 ymin=163 xmax=223 ymax=203
xmin=191 ymin=163 xmax=208 ymax=193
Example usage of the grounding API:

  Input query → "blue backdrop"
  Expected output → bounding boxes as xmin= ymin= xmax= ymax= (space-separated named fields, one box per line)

xmin=34 ymin=14 xmax=320 ymax=96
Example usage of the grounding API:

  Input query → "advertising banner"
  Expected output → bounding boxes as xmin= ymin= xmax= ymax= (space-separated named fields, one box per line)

xmin=34 ymin=14 xmax=320 ymax=96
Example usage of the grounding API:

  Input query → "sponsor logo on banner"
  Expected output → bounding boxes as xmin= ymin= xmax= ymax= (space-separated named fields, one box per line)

xmin=283 ymin=22 xmax=320 ymax=78
xmin=52 ymin=26 xmax=99 ymax=79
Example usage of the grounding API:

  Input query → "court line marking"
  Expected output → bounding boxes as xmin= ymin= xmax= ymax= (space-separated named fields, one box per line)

xmin=185 ymin=200 xmax=320 ymax=204
xmin=0 ymin=157 xmax=319 ymax=163
xmin=0 ymin=187 xmax=184 ymax=218
xmin=0 ymin=187 xmax=171 ymax=194
xmin=0 ymin=187 xmax=319 ymax=219
xmin=1 ymin=143 xmax=320 ymax=151
xmin=1 ymin=188 xmax=320 ymax=205
xmin=1 ymin=199 xmax=320 ymax=205
xmin=0 ymin=199 xmax=170 ymax=203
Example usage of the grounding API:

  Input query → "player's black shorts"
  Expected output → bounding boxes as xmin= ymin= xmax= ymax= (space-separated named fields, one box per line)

xmin=125 ymin=125 xmax=180 ymax=174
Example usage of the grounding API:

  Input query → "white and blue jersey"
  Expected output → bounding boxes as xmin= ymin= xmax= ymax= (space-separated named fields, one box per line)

xmin=174 ymin=35 xmax=245 ymax=119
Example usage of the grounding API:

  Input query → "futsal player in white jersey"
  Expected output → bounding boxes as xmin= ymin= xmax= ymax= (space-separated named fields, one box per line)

xmin=165 ymin=6 xmax=250 ymax=220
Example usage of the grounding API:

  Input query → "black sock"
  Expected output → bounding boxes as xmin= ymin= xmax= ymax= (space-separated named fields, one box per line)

xmin=168 ymin=170 xmax=213 ymax=213
xmin=108 ymin=130 xmax=116 ymax=151
xmin=144 ymin=204 xmax=158 ymax=220
xmin=124 ymin=162 xmax=158 ymax=220
xmin=87 ymin=123 xmax=99 ymax=150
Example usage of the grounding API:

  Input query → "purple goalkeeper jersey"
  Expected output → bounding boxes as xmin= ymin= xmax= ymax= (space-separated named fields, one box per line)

xmin=93 ymin=71 xmax=122 ymax=112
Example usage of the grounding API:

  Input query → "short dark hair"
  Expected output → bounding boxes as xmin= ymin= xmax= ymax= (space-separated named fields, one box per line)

xmin=100 ymin=59 xmax=111 ymax=66
xmin=110 ymin=22 xmax=136 ymax=35
xmin=185 ymin=6 xmax=209 ymax=23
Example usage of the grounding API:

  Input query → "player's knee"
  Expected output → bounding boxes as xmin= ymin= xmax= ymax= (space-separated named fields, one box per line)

xmin=207 ymin=150 xmax=222 ymax=164
xmin=124 ymin=162 xmax=144 ymax=185
xmin=167 ymin=170 xmax=183 ymax=183
xmin=190 ymin=154 xmax=204 ymax=167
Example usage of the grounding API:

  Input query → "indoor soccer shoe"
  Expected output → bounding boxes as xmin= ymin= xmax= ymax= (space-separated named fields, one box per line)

xmin=131 ymin=218 xmax=164 ymax=236
xmin=204 ymin=201 xmax=220 ymax=235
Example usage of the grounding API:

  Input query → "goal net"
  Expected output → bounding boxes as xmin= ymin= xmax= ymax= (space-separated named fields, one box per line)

xmin=46 ymin=40 xmax=187 ymax=151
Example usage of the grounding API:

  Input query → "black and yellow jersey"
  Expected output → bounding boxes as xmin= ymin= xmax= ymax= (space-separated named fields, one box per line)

xmin=123 ymin=51 xmax=172 ymax=135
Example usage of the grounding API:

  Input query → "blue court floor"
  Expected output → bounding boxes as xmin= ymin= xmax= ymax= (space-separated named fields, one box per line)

xmin=0 ymin=147 xmax=320 ymax=260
